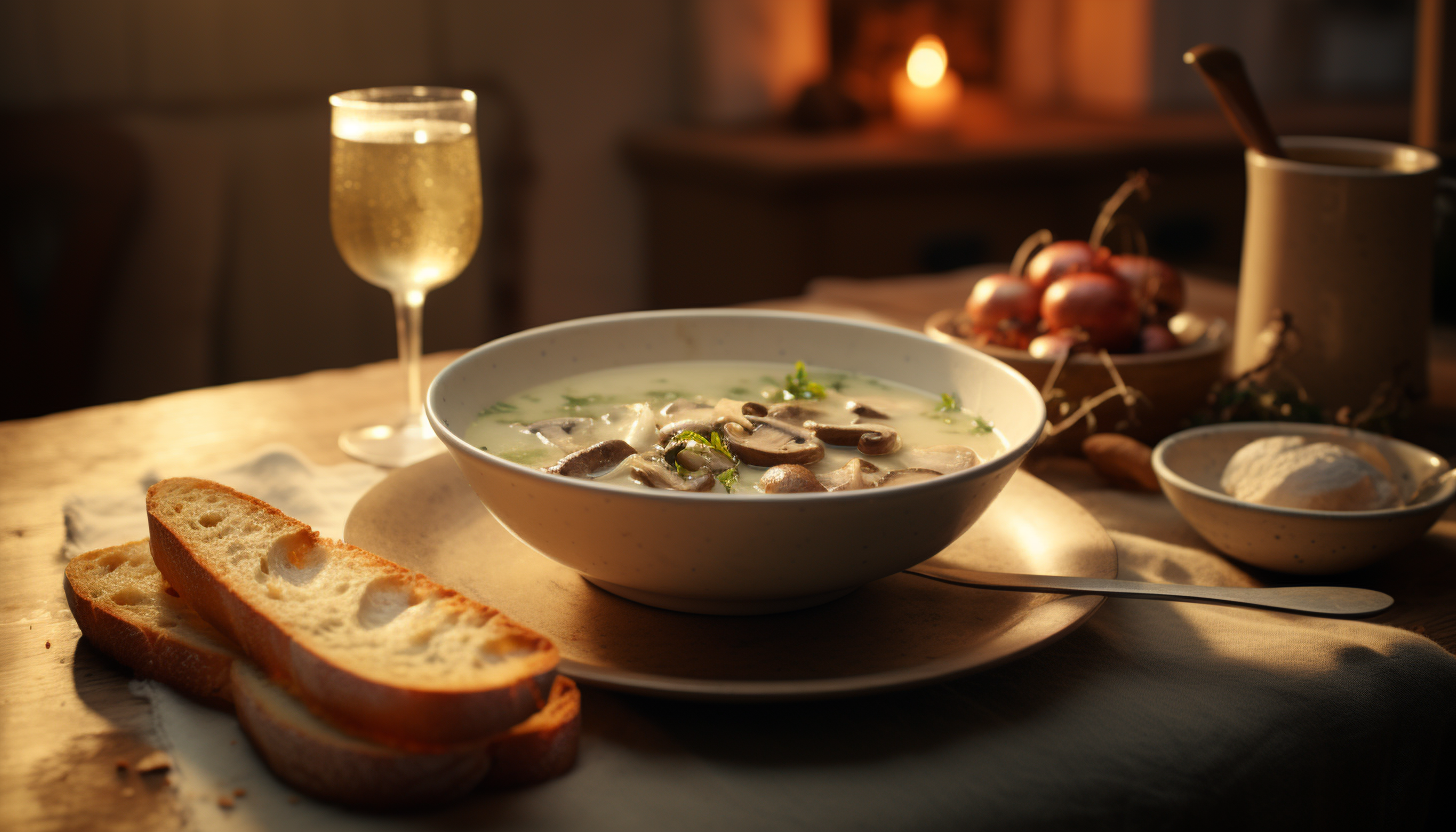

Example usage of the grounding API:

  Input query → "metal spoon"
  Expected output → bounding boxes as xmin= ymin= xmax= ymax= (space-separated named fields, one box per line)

xmin=1407 ymin=466 xmax=1455 ymax=507
xmin=906 ymin=563 xmax=1393 ymax=619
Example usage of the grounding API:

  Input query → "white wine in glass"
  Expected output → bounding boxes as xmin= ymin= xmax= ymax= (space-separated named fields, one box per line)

xmin=329 ymin=86 xmax=482 ymax=467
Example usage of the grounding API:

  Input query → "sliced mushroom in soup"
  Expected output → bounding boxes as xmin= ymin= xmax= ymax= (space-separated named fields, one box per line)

xmin=465 ymin=360 xmax=1005 ymax=493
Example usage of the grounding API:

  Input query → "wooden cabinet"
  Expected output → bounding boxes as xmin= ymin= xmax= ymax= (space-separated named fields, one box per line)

xmin=625 ymin=104 xmax=1408 ymax=307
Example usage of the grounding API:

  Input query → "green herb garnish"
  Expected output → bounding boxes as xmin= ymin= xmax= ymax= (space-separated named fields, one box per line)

xmin=938 ymin=392 xmax=960 ymax=412
xmin=925 ymin=403 xmax=994 ymax=434
xmin=477 ymin=401 xmax=518 ymax=417
xmin=561 ymin=393 xmax=609 ymax=410
xmin=707 ymin=430 xmax=736 ymax=461
xmin=671 ymin=429 xmax=739 ymax=464
xmin=781 ymin=361 xmax=826 ymax=401
xmin=715 ymin=468 xmax=739 ymax=493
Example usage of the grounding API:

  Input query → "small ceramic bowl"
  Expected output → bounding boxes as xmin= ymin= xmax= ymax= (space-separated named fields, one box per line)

xmin=1151 ymin=422 xmax=1455 ymax=574
xmin=426 ymin=309 xmax=1047 ymax=615
xmin=925 ymin=309 xmax=1230 ymax=446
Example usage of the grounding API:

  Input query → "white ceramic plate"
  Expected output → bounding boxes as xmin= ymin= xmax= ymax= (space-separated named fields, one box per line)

xmin=343 ymin=454 xmax=1117 ymax=701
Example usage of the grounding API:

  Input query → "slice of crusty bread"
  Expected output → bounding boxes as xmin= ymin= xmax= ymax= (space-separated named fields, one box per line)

xmin=234 ymin=666 xmax=580 ymax=808
xmin=64 ymin=540 xmax=240 ymax=707
xmin=480 ymin=674 xmax=583 ymax=788
xmin=64 ymin=538 xmax=581 ymax=806
xmin=145 ymin=477 xmax=559 ymax=748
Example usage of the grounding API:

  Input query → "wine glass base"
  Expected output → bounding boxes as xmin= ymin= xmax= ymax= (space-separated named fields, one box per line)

xmin=339 ymin=417 xmax=444 ymax=468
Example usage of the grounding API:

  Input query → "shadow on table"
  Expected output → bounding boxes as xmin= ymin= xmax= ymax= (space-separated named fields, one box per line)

xmin=421 ymin=587 xmax=1455 ymax=831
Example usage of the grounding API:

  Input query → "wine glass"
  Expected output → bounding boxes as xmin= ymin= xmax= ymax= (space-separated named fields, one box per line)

xmin=329 ymin=86 xmax=482 ymax=467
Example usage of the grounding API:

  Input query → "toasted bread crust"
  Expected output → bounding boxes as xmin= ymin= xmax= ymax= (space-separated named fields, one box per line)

xmin=483 ymin=676 xmax=582 ymax=788
xmin=145 ymin=477 xmax=559 ymax=747
xmin=232 ymin=666 xmax=581 ymax=807
xmin=230 ymin=660 xmax=492 ymax=809
xmin=63 ymin=540 xmax=238 ymax=708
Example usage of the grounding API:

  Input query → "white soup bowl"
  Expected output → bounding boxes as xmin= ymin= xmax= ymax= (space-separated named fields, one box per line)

xmin=427 ymin=309 xmax=1046 ymax=614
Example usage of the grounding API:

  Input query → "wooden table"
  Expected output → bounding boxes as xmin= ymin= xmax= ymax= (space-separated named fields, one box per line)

xmin=0 ymin=355 xmax=465 ymax=831
xmin=3 ymin=282 xmax=1453 ymax=830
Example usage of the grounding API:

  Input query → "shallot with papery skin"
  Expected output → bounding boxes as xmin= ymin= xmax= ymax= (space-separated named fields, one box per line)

xmin=965 ymin=275 xmax=1040 ymax=348
xmin=1040 ymin=272 xmax=1142 ymax=352
xmin=1028 ymin=331 xmax=1079 ymax=359
xmin=1103 ymin=254 xmax=1185 ymax=321
xmin=1139 ymin=322 xmax=1181 ymax=353
xmin=957 ymin=171 xmax=1199 ymax=358
xmin=1024 ymin=240 xmax=1109 ymax=295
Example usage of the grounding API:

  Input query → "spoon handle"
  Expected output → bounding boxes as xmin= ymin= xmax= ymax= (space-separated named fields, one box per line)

xmin=906 ymin=564 xmax=1393 ymax=619
xmin=1183 ymin=43 xmax=1286 ymax=158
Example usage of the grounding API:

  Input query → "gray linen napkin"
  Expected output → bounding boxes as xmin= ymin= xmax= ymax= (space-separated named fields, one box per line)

xmin=61 ymin=448 xmax=1456 ymax=831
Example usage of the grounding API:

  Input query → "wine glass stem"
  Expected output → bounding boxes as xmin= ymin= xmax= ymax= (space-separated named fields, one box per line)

xmin=393 ymin=289 xmax=426 ymax=424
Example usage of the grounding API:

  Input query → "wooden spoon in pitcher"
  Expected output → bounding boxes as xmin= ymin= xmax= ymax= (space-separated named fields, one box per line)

xmin=1183 ymin=44 xmax=1286 ymax=158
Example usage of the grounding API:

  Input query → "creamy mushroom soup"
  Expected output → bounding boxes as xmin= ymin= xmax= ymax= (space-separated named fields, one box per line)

xmin=464 ymin=361 xmax=1007 ymax=494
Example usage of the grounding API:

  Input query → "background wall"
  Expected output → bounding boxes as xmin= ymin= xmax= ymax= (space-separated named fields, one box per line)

xmin=0 ymin=0 xmax=693 ymax=414
xmin=0 ymin=0 xmax=1420 ymax=418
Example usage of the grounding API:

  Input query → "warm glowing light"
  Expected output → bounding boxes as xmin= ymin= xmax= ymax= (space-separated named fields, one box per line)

xmin=906 ymin=36 xmax=948 ymax=89
xmin=336 ymin=119 xmax=365 ymax=140
xmin=891 ymin=34 xmax=962 ymax=131
xmin=414 ymin=129 xmax=428 ymax=144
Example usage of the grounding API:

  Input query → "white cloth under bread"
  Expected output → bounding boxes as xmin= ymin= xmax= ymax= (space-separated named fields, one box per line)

xmin=62 ymin=444 xmax=387 ymax=558
xmin=62 ymin=448 xmax=1456 ymax=831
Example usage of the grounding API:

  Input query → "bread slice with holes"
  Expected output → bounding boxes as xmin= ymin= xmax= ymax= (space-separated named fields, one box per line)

xmin=63 ymin=539 xmax=241 ymax=707
xmin=145 ymin=477 xmax=560 ymax=748
xmin=65 ymin=541 xmax=580 ymax=805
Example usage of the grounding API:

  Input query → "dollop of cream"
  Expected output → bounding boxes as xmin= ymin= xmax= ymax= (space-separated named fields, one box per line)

xmin=1220 ymin=435 xmax=1398 ymax=511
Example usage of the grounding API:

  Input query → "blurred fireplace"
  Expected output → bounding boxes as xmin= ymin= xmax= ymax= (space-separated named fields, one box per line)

xmin=637 ymin=1 xmax=1416 ymax=309
xmin=825 ymin=0 xmax=999 ymax=123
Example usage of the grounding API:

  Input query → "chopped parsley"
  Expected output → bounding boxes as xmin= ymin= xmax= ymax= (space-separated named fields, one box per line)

xmin=670 ymin=429 xmax=738 ymax=464
xmin=645 ymin=389 xmax=689 ymax=402
xmin=925 ymin=397 xmax=995 ymax=434
xmin=668 ymin=429 xmax=740 ymax=489
xmin=707 ymin=430 xmax=736 ymax=460
xmin=716 ymin=468 xmax=739 ymax=493
xmin=477 ymin=401 xmax=518 ymax=417
xmin=780 ymin=361 xmax=827 ymax=401
xmin=561 ymin=393 xmax=610 ymax=410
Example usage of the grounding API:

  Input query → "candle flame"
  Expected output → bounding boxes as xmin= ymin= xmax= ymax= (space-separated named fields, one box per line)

xmin=906 ymin=35 xmax=948 ymax=88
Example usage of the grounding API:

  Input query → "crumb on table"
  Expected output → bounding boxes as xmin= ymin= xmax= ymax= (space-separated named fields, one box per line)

xmin=135 ymin=751 xmax=172 ymax=774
